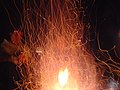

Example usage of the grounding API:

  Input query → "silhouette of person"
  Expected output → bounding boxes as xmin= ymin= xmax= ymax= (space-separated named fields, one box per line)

xmin=0 ymin=30 xmax=29 ymax=89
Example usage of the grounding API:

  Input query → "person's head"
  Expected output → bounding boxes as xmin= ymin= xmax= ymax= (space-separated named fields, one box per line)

xmin=10 ymin=30 xmax=22 ymax=45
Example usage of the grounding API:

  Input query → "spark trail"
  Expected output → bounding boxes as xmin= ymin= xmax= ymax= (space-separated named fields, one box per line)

xmin=12 ymin=0 xmax=120 ymax=90
xmin=18 ymin=0 xmax=100 ymax=90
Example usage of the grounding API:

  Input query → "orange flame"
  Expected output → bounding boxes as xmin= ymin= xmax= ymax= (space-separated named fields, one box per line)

xmin=58 ymin=68 xmax=68 ymax=87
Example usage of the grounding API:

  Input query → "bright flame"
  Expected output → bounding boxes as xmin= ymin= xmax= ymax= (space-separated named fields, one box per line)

xmin=58 ymin=68 xmax=68 ymax=87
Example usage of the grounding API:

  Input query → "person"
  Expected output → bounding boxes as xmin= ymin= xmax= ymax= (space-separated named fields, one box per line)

xmin=0 ymin=39 xmax=21 ymax=90
xmin=0 ymin=30 xmax=30 ymax=89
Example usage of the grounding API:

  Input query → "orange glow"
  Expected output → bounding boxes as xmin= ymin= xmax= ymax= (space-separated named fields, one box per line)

xmin=19 ymin=0 xmax=101 ymax=90
xmin=58 ymin=68 xmax=68 ymax=87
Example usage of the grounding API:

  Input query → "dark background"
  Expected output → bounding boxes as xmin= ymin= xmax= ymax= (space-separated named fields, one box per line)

xmin=0 ymin=0 xmax=120 ymax=59
xmin=87 ymin=0 xmax=120 ymax=62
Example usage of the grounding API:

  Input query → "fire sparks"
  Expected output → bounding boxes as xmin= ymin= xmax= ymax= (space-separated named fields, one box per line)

xmin=7 ymin=0 xmax=119 ymax=90
xmin=18 ymin=0 xmax=99 ymax=90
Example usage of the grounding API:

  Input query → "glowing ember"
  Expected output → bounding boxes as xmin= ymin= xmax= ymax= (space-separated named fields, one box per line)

xmin=58 ymin=68 xmax=68 ymax=87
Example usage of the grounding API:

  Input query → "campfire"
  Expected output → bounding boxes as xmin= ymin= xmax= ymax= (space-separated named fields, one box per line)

xmin=2 ymin=0 xmax=119 ymax=90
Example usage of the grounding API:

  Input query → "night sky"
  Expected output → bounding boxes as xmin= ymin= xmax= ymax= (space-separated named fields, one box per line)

xmin=0 ymin=0 xmax=120 ymax=60
xmin=89 ymin=0 xmax=120 ymax=49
